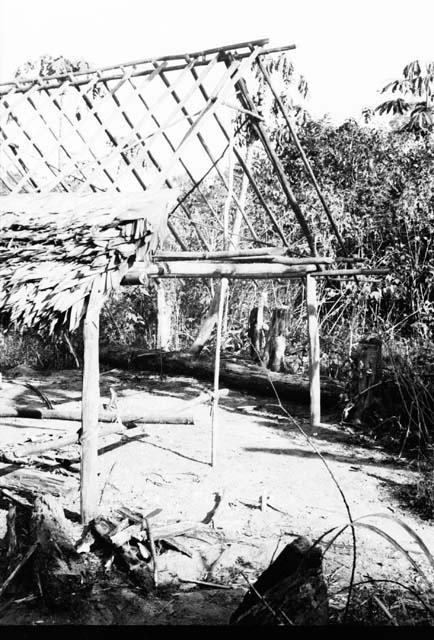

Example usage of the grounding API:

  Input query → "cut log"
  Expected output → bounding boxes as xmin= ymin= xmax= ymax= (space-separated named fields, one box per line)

xmin=263 ymin=308 xmax=290 ymax=372
xmin=101 ymin=348 xmax=343 ymax=408
xmin=230 ymin=536 xmax=328 ymax=625
xmin=0 ymin=405 xmax=195 ymax=424
xmin=31 ymin=495 xmax=92 ymax=608
xmin=0 ymin=467 xmax=74 ymax=497
xmin=351 ymin=336 xmax=382 ymax=422
xmin=189 ymin=280 xmax=227 ymax=356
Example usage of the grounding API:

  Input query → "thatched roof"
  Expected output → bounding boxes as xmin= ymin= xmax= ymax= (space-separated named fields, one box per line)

xmin=0 ymin=191 xmax=177 ymax=333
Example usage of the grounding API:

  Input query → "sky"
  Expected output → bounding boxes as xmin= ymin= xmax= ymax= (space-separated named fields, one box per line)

xmin=1 ymin=0 xmax=434 ymax=123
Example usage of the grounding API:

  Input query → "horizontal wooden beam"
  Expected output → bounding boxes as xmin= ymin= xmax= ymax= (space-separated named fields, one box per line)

xmin=155 ymin=248 xmax=286 ymax=260
xmin=123 ymin=262 xmax=318 ymax=282
xmin=0 ymin=38 xmax=270 ymax=96
xmin=154 ymin=249 xmax=334 ymax=264
xmin=311 ymin=268 xmax=389 ymax=278
xmin=122 ymin=262 xmax=388 ymax=283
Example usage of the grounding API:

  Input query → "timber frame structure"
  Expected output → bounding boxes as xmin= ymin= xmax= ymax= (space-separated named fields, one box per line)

xmin=0 ymin=39 xmax=386 ymax=523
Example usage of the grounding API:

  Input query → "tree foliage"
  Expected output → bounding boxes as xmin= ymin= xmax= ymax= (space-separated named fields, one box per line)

xmin=376 ymin=60 xmax=434 ymax=134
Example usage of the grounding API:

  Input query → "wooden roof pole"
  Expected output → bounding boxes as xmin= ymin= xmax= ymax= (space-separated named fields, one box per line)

xmin=129 ymin=79 xmax=223 ymax=233
xmin=187 ymin=60 xmax=291 ymax=247
xmin=155 ymin=61 xmax=260 ymax=244
xmin=256 ymin=56 xmax=348 ymax=255
xmin=0 ymin=39 xmax=271 ymax=95
xmin=224 ymin=56 xmax=317 ymax=255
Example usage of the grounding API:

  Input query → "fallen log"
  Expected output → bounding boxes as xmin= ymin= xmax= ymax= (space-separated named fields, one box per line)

xmin=100 ymin=349 xmax=343 ymax=407
xmin=0 ymin=405 xmax=195 ymax=424
xmin=0 ymin=494 xmax=91 ymax=608
xmin=0 ymin=467 xmax=74 ymax=497
xmin=7 ymin=422 xmax=126 ymax=459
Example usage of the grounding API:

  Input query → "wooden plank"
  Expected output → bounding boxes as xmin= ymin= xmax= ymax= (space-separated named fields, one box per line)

xmin=306 ymin=275 xmax=321 ymax=429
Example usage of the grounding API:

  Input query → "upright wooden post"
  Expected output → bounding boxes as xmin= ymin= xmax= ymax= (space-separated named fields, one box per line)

xmin=156 ymin=280 xmax=171 ymax=351
xmin=211 ymin=277 xmax=228 ymax=467
xmin=81 ymin=285 xmax=104 ymax=524
xmin=306 ymin=274 xmax=321 ymax=429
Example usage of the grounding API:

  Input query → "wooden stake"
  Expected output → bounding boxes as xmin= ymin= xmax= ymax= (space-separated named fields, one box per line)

xmin=211 ymin=278 xmax=228 ymax=467
xmin=81 ymin=285 xmax=104 ymax=524
xmin=306 ymin=275 xmax=321 ymax=429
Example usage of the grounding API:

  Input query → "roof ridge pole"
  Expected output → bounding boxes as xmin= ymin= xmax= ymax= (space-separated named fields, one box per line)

xmin=223 ymin=54 xmax=317 ymax=255
xmin=256 ymin=56 xmax=348 ymax=255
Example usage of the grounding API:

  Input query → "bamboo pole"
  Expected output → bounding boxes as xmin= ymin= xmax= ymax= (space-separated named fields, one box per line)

xmin=187 ymin=64 xmax=291 ymax=248
xmin=311 ymin=268 xmax=388 ymax=278
xmin=306 ymin=274 xmax=321 ymax=429
xmin=225 ymin=62 xmax=316 ymax=254
xmin=155 ymin=248 xmax=288 ymax=260
xmin=123 ymin=262 xmax=318 ymax=282
xmin=158 ymin=60 xmax=260 ymax=244
xmin=0 ymin=39 xmax=270 ymax=96
xmin=80 ymin=285 xmax=104 ymax=524
xmin=123 ymin=263 xmax=387 ymax=282
xmin=129 ymin=78 xmax=223 ymax=235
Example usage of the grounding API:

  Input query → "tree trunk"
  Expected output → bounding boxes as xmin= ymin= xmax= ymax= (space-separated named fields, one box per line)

xmin=31 ymin=495 xmax=92 ymax=609
xmin=190 ymin=281 xmax=225 ymax=356
xmin=351 ymin=336 xmax=382 ymax=422
xmin=263 ymin=308 xmax=290 ymax=372
xmin=156 ymin=280 xmax=171 ymax=351
xmin=248 ymin=289 xmax=268 ymax=362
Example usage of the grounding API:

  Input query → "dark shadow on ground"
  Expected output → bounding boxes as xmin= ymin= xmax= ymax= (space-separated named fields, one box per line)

xmin=243 ymin=446 xmax=401 ymax=469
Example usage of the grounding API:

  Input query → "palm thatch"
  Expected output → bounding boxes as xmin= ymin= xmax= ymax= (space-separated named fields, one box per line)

xmin=0 ymin=191 xmax=177 ymax=333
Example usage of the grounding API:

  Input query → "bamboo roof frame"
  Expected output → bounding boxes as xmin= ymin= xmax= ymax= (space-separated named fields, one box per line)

xmin=0 ymin=37 xmax=346 ymax=258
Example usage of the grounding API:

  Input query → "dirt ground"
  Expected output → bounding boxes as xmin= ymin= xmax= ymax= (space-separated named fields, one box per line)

xmin=0 ymin=366 xmax=433 ymax=625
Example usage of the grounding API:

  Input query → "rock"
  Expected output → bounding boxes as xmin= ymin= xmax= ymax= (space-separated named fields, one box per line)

xmin=156 ymin=549 xmax=206 ymax=586
xmin=230 ymin=536 xmax=328 ymax=626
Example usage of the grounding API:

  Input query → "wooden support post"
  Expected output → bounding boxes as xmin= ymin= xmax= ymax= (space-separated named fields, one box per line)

xmin=306 ymin=275 xmax=321 ymax=429
xmin=156 ymin=280 xmax=171 ymax=351
xmin=211 ymin=278 xmax=228 ymax=467
xmin=81 ymin=285 xmax=104 ymax=524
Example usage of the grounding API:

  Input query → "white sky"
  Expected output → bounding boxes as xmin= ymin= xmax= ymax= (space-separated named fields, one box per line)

xmin=0 ymin=0 xmax=434 ymax=123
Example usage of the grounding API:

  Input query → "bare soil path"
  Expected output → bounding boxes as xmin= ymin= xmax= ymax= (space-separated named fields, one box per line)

xmin=0 ymin=367 xmax=432 ymax=625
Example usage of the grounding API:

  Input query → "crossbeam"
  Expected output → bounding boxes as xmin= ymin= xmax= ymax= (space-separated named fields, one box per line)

xmin=122 ymin=262 xmax=387 ymax=283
